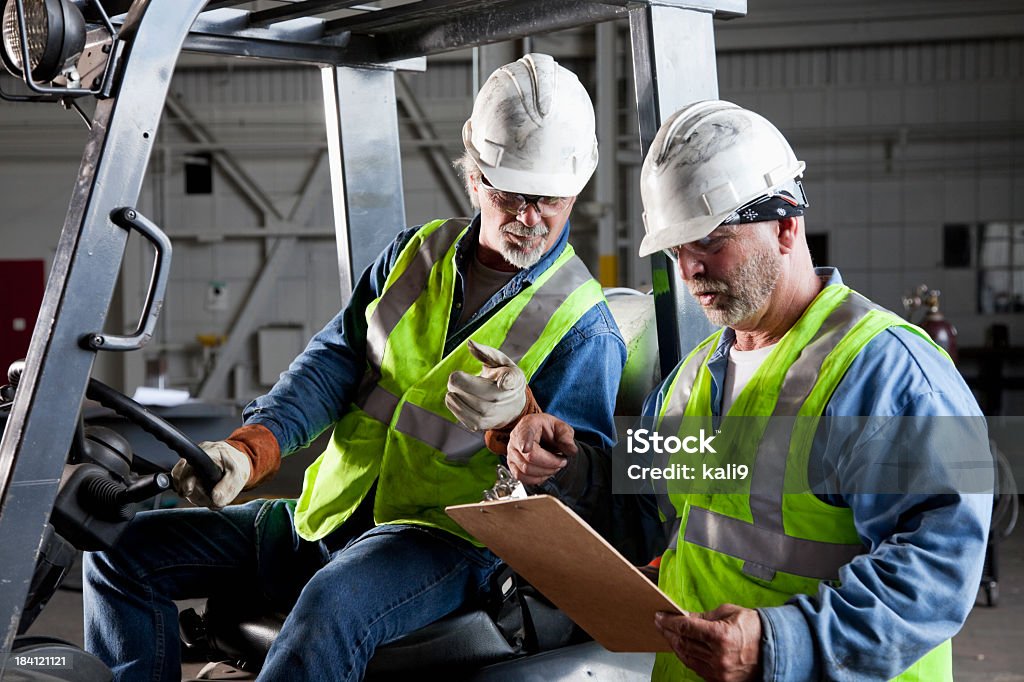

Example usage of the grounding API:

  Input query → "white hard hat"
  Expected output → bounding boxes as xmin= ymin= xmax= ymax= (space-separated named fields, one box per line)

xmin=462 ymin=53 xmax=598 ymax=197
xmin=638 ymin=100 xmax=807 ymax=257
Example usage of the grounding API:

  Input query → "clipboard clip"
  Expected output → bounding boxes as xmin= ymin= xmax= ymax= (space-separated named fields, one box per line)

xmin=483 ymin=465 xmax=528 ymax=502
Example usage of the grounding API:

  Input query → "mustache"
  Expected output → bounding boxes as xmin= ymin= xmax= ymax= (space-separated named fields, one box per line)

xmin=500 ymin=221 xmax=548 ymax=238
xmin=687 ymin=279 xmax=729 ymax=295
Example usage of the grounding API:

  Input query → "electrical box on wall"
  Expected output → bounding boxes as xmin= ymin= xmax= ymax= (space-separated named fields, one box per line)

xmin=257 ymin=326 xmax=306 ymax=386
xmin=205 ymin=280 xmax=229 ymax=312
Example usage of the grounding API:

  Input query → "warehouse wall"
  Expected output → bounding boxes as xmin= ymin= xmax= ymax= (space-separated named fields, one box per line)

xmin=712 ymin=38 xmax=1024 ymax=410
xmin=0 ymin=9 xmax=1021 ymax=408
xmin=148 ymin=67 xmax=337 ymax=396
xmin=0 ymin=104 xmax=86 ymax=262
xmin=715 ymin=39 xmax=1024 ymax=347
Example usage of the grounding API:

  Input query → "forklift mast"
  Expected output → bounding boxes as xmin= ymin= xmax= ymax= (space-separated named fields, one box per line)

xmin=0 ymin=0 xmax=744 ymax=665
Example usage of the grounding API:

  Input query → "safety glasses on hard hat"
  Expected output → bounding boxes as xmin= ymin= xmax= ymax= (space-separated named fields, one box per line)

xmin=663 ymin=224 xmax=743 ymax=262
xmin=661 ymin=185 xmax=808 ymax=262
xmin=478 ymin=177 xmax=573 ymax=217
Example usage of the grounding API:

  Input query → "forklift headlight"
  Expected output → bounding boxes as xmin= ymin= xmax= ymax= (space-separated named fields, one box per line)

xmin=1 ymin=0 xmax=85 ymax=83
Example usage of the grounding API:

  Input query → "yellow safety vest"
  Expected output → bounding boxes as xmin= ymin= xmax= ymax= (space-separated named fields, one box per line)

xmin=294 ymin=219 xmax=605 ymax=544
xmin=653 ymin=284 xmax=953 ymax=681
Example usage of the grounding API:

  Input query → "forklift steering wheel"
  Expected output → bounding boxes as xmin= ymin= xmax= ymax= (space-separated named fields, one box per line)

xmin=84 ymin=379 xmax=224 ymax=491
xmin=6 ymin=360 xmax=223 ymax=491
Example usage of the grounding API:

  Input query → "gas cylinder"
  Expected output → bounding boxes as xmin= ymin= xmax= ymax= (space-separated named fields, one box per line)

xmin=918 ymin=290 xmax=959 ymax=364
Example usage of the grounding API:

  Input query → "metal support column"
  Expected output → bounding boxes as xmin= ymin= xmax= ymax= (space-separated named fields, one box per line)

xmin=0 ymin=0 xmax=210 ymax=662
xmin=629 ymin=3 xmax=724 ymax=376
xmin=322 ymin=65 xmax=407 ymax=302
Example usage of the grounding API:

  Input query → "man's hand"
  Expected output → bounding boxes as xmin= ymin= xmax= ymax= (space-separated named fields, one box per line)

xmin=506 ymin=413 xmax=578 ymax=485
xmin=172 ymin=441 xmax=252 ymax=510
xmin=638 ymin=562 xmax=660 ymax=585
xmin=655 ymin=604 xmax=762 ymax=682
xmin=446 ymin=340 xmax=528 ymax=431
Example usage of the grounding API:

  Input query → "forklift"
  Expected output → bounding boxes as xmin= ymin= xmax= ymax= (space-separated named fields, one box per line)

xmin=0 ymin=0 xmax=744 ymax=678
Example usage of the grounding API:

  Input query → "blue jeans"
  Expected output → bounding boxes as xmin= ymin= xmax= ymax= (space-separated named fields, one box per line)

xmin=83 ymin=499 xmax=502 ymax=682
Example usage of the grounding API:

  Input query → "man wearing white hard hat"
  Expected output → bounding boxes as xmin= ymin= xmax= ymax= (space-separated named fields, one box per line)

xmin=501 ymin=101 xmax=991 ymax=681
xmin=83 ymin=54 xmax=625 ymax=681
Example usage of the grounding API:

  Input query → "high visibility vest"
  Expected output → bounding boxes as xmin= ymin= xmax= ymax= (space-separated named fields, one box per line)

xmin=293 ymin=219 xmax=606 ymax=544
xmin=653 ymin=284 xmax=953 ymax=681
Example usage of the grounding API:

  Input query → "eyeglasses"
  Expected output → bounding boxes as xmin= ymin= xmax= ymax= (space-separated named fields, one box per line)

xmin=663 ymin=225 xmax=742 ymax=261
xmin=478 ymin=177 xmax=573 ymax=217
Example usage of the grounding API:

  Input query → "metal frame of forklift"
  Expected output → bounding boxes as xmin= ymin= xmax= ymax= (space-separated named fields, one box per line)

xmin=0 ymin=0 xmax=745 ymax=667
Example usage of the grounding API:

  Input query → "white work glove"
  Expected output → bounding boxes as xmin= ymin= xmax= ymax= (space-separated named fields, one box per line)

xmin=171 ymin=440 xmax=252 ymax=510
xmin=446 ymin=340 xmax=527 ymax=432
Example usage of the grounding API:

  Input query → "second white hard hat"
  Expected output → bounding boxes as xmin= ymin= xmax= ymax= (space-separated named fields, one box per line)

xmin=638 ymin=100 xmax=806 ymax=257
xmin=462 ymin=53 xmax=598 ymax=198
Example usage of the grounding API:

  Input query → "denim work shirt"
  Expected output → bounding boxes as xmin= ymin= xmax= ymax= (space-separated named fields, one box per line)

xmin=245 ymin=215 xmax=626 ymax=503
xmin=642 ymin=267 xmax=992 ymax=681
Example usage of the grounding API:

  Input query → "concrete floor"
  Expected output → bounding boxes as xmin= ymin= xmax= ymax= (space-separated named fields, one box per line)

xmin=952 ymin=517 xmax=1024 ymax=682
xmin=18 ymin=499 xmax=1024 ymax=681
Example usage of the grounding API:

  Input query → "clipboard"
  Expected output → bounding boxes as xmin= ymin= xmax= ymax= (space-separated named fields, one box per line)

xmin=446 ymin=494 xmax=684 ymax=652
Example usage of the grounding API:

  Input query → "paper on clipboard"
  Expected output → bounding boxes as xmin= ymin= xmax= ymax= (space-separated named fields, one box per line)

xmin=446 ymin=494 xmax=685 ymax=652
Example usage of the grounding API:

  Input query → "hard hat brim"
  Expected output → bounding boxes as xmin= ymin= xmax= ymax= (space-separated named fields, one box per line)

xmin=463 ymin=122 xmax=597 ymax=198
xmin=637 ymin=213 xmax=728 ymax=258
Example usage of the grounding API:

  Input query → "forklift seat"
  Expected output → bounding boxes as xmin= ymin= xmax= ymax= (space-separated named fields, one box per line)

xmin=182 ymin=587 xmax=579 ymax=677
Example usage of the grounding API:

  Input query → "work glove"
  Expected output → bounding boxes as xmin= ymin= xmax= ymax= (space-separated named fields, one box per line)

xmin=172 ymin=440 xmax=252 ymax=510
xmin=446 ymin=341 xmax=540 ymax=444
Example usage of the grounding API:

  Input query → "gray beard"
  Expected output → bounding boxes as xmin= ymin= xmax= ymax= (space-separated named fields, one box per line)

xmin=687 ymin=246 xmax=781 ymax=328
xmin=498 ymin=221 xmax=549 ymax=269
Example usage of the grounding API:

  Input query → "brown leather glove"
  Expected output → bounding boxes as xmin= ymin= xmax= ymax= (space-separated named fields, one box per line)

xmin=224 ymin=423 xmax=282 ymax=489
xmin=483 ymin=385 xmax=542 ymax=456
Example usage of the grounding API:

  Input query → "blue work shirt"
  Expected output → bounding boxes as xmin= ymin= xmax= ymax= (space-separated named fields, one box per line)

xmin=244 ymin=215 xmax=626 ymax=489
xmin=643 ymin=267 xmax=992 ymax=681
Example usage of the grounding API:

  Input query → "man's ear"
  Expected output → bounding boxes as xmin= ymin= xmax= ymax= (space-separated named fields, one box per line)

xmin=776 ymin=217 xmax=801 ymax=254
xmin=468 ymin=175 xmax=482 ymax=208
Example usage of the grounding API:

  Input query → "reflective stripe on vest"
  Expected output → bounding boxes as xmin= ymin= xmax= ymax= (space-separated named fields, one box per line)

xmin=683 ymin=506 xmax=866 ymax=581
xmin=654 ymin=339 xmax=718 ymax=523
xmin=359 ymin=385 xmax=484 ymax=463
xmin=498 ymin=257 xmax=594 ymax=361
xmin=661 ymin=338 xmax=717 ymax=420
xmin=748 ymin=290 xmax=884 ymax=537
xmin=365 ymin=219 xmax=467 ymax=371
